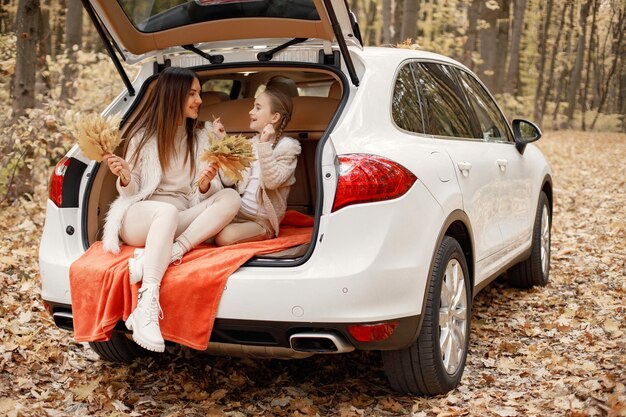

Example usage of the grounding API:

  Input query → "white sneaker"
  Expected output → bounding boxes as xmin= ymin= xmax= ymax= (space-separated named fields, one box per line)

xmin=170 ymin=242 xmax=184 ymax=265
xmin=128 ymin=248 xmax=144 ymax=284
xmin=125 ymin=284 xmax=165 ymax=352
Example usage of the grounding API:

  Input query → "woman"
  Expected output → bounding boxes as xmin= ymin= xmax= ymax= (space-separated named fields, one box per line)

xmin=214 ymin=87 xmax=301 ymax=246
xmin=102 ymin=67 xmax=240 ymax=353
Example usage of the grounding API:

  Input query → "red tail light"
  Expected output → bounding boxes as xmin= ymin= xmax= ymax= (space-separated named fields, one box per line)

xmin=331 ymin=154 xmax=417 ymax=212
xmin=49 ymin=156 xmax=70 ymax=207
xmin=347 ymin=321 xmax=399 ymax=342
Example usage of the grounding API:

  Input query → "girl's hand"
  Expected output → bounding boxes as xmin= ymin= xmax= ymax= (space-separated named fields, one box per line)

xmin=213 ymin=117 xmax=226 ymax=140
xmin=104 ymin=154 xmax=131 ymax=186
xmin=260 ymin=123 xmax=276 ymax=144
xmin=197 ymin=162 xmax=218 ymax=193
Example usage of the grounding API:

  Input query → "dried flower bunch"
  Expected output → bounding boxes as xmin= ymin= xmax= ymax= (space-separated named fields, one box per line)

xmin=200 ymin=132 xmax=256 ymax=182
xmin=73 ymin=113 xmax=128 ymax=183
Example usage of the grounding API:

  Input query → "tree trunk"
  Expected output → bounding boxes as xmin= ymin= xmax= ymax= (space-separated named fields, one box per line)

xmin=494 ymin=0 xmax=511 ymax=94
xmin=392 ymin=0 xmax=403 ymax=44
xmin=60 ymin=0 xmax=83 ymax=101
xmin=399 ymin=0 xmax=419 ymax=43
xmin=37 ymin=0 xmax=51 ymax=92
xmin=0 ymin=0 xmax=12 ymax=33
xmin=382 ymin=0 xmax=393 ymax=44
xmin=53 ymin=0 xmax=65 ymax=58
xmin=533 ymin=0 xmax=553 ymax=122
xmin=12 ymin=0 xmax=40 ymax=117
xmin=504 ymin=0 xmax=526 ymax=96
xmin=581 ymin=0 xmax=599 ymax=131
xmin=591 ymin=7 xmax=625 ymax=130
xmin=463 ymin=0 xmax=481 ymax=71
xmin=539 ymin=1 xmax=568 ymax=126
xmin=478 ymin=0 xmax=501 ymax=92
xmin=564 ymin=0 xmax=592 ymax=129
xmin=553 ymin=1 xmax=575 ymax=128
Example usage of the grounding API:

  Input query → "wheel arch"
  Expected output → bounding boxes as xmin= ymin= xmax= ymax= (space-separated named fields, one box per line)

xmin=410 ymin=210 xmax=474 ymax=344
xmin=541 ymin=174 xmax=554 ymax=215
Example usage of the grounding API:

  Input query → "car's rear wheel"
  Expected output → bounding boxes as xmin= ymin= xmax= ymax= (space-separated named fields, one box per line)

xmin=89 ymin=332 xmax=150 ymax=362
xmin=507 ymin=191 xmax=551 ymax=288
xmin=382 ymin=236 xmax=471 ymax=395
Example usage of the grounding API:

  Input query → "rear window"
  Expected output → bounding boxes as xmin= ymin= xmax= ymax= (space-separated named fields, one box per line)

xmin=118 ymin=0 xmax=321 ymax=33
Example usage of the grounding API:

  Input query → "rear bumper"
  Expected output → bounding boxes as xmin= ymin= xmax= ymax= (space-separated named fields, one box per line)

xmin=45 ymin=301 xmax=420 ymax=351
xmin=41 ymin=181 xmax=444 ymax=352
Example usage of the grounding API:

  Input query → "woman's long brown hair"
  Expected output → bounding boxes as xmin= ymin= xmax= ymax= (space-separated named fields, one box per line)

xmin=122 ymin=67 xmax=201 ymax=173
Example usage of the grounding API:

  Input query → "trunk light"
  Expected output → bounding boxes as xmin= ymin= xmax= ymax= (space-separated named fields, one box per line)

xmin=332 ymin=154 xmax=417 ymax=212
xmin=347 ymin=321 xmax=399 ymax=342
xmin=49 ymin=156 xmax=70 ymax=207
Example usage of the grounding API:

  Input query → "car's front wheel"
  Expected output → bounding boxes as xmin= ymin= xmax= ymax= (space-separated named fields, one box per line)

xmin=89 ymin=332 xmax=150 ymax=362
xmin=382 ymin=236 xmax=471 ymax=395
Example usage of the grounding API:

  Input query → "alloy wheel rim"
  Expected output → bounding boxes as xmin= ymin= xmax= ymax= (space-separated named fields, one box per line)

xmin=439 ymin=258 xmax=468 ymax=375
xmin=540 ymin=205 xmax=550 ymax=277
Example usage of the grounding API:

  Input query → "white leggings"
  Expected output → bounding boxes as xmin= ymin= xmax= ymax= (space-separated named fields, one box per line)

xmin=119 ymin=188 xmax=240 ymax=286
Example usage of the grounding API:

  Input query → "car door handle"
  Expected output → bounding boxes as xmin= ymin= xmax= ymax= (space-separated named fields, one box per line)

xmin=497 ymin=159 xmax=508 ymax=172
xmin=457 ymin=162 xmax=472 ymax=177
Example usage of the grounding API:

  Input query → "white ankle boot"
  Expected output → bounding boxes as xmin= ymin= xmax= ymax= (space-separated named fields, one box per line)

xmin=125 ymin=284 xmax=165 ymax=352
xmin=128 ymin=248 xmax=144 ymax=284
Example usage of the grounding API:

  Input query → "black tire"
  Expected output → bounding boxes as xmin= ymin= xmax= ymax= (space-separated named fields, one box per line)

xmin=507 ymin=191 xmax=551 ymax=288
xmin=89 ymin=332 xmax=150 ymax=362
xmin=382 ymin=236 xmax=471 ymax=395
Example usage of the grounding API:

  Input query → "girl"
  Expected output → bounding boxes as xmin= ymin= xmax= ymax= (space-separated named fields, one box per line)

xmin=214 ymin=87 xmax=301 ymax=246
xmin=102 ymin=67 xmax=240 ymax=353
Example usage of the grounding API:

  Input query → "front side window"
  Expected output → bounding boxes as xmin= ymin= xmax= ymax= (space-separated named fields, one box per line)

xmin=117 ymin=0 xmax=320 ymax=33
xmin=456 ymin=70 xmax=512 ymax=142
xmin=413 ymin=63 xmax=474 ymax=139
xmin=391 ymin=63 xmax=424 ymax=134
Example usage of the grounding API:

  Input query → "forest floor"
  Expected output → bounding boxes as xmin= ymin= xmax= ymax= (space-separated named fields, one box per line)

xmin=0 ymin=130 xmax=624 ymax=417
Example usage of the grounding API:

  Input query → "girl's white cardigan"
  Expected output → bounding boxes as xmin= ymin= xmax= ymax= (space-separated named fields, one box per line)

xmin=101 ymin=126 xmax=223 ymax=254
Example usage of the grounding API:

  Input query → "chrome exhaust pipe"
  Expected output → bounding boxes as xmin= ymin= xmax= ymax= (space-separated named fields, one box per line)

xmin=289 ymin=332 xmax=355 ymax=353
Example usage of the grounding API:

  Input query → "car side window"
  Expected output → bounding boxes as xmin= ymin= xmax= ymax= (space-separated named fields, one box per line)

xmin=392 ymin=63 xmax=425 ymax=134
xmin=412 ymin=63 xmax=474 ymax=138
xmin=456 ymin=70 xmax=513 ymax=142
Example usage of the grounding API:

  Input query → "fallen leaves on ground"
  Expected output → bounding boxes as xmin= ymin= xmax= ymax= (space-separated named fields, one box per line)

xmin=0 ymin=131 xmax=624 ymax=416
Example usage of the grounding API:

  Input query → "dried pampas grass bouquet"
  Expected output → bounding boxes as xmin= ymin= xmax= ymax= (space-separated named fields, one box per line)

xmin=74 ymin=113 xmax=129 ymax=183
xmin=200 ymin=132 xmax=256 ymax=182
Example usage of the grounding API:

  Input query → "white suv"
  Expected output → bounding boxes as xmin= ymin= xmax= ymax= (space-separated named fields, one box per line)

xmin=39 ymin=0 xmax=553 ymax=395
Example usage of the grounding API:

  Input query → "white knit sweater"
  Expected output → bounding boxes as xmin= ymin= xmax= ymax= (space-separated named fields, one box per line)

xmin=222 ymin=135 xmax=301 ymax=236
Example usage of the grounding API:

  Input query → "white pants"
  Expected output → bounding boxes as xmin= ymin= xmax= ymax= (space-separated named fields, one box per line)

xmin=119 ymin=188 xmax=240 ymax=286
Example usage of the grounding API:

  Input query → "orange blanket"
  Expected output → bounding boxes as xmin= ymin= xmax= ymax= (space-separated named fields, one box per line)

xmin=69 ymin=212 xmax=313 ymax=350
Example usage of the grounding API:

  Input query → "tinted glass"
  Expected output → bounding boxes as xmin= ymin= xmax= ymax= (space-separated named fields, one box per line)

xmin=413 ymin=63 xmax=474 ymax=138
xmin=456 ymin=70 xmax=512 ymax=142
xmin=392 ymin=64 xmax=424 ymax=134
xmin=117 ymin=0 xmax=320 ymax=33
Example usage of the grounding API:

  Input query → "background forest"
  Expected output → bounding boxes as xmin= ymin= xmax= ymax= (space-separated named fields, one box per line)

xmin=1 ymin=0 xmax=625 ymax=202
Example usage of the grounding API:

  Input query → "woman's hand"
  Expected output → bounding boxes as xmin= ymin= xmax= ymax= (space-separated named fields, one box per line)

xmin=197 ymin=162 xmax=218 ymax=194
xmin=213 ymin=117 xmax=226 ymax=140
xmin=259 ymin=123 xmax=276 ymax=144
xmin=104 ymin=154 xmax=131 ymax=186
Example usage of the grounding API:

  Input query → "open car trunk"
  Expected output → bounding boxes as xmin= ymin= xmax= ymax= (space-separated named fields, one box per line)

xmin=84 ymin=65 xmax=344 ymax=260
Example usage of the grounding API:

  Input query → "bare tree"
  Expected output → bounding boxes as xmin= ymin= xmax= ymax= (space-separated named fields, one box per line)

xmin=591 ymin=6 xmax=625 ymax=130
xmin=539 ymin=1 xmax=569 ymax=126
xmin=478 ymin=0 xmax=501 ymax=91
xmin=533 ymin=0 xmax=553 ymax=122
xmin=581 ymin=0 xmax=599 ymax=131
xmin=463 ymin=0 xmax=481 ymax=71
xmin=564 ymin=0 xmax=592 ymax=129
xmin=60 ymin=0 xmax=83 ymax=101
xmin=12 ymin=0 xmax=40 ymax=117
xmin=382 ymin=0 xmax=393 ymax=44
xmin=494 ymin=0 xmax=511 ymax=94
xmin=399 ymin=0 xmax=419 ymax=43
xmin=504 ymin=0 xmax=527 ymax=96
